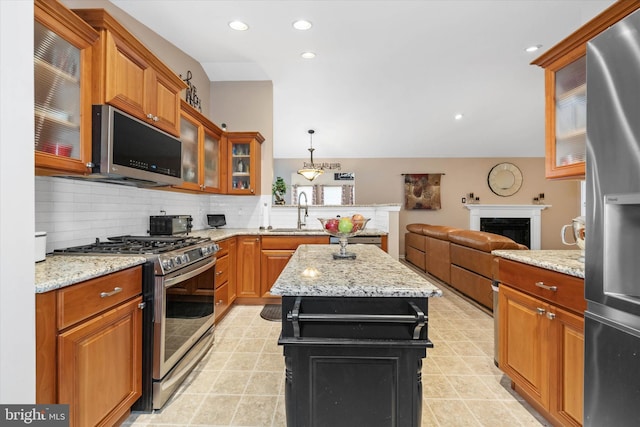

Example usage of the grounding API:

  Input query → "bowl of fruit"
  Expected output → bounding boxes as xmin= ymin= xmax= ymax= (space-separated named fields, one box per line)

xmin=318 ymin=214 xmax=370 ymax=259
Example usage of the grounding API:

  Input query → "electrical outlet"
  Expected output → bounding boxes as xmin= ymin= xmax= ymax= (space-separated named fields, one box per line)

xmin=462 ymin=197 xmax=466 ymax=203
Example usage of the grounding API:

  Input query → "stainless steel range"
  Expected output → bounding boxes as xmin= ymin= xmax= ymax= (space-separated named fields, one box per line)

xmin=55 ymin=234 xmax=219 ymax=410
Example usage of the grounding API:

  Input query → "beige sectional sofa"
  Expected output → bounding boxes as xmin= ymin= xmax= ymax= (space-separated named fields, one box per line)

xmin=405 ymin=224 xmax=527 ymax=311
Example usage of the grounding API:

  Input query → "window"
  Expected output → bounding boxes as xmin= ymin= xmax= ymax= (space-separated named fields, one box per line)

xmin=292 ymin=184 xmax=354 ymax=205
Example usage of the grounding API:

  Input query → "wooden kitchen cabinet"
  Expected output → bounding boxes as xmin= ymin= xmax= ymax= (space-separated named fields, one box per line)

xmin=260 ymin=235 xmax=329 ymax=297
xmin=175 ymin=101 xmax=227 ymax=193
xmin=498 ymin=258 xmax=585 ymax=427
xmin=34 ymin=0 xmax=99 ymax=175
xmin=227 ymin=132 xmax=265 ymax=195
xmin=532 ymin=1 xmax=640 ymax=180
xmin=235 ymin=235 xmax=262 ymax=299
xmin=36 ymin=266 xmax=143 ymax=427
xmin=73 ymin=8 xmax=187 ymax=137
xmin=214 ymin=237 xmax=236 ymax=321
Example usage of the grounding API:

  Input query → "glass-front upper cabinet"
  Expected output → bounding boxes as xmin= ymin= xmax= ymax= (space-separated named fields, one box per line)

xmin=174 ymin=101 xmax=226 ymax=193
xmin=179 ymin=114 xmax=200 ymax=190
xmin=227 ymin=132 xmax=265 ymax=195
xmin=553 ymin=56 xmax=586 ymax=171
xmin=34 ymin=0 xmax=98 ymax=174
xmin=532 ymin=1 xmax=640 ymax=180
xmin=203 ymin=129 xmax=223 ymax=190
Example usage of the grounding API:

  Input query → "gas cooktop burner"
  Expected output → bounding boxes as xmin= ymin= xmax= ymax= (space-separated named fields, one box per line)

xmin=54 ymin=235 xmax=211 ymax=255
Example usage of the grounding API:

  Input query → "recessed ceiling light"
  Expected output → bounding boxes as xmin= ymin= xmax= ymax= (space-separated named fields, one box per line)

xmin=229 ymin=20 xmax=249 ymax=31
xmin=301 ymin=52 xmax=316 ymax=59
xmin=525 ymin=44 xmax=542 ymax=53
xmin=293 ymin=20 xmax=312 ymax=30
xmin=454 ymin=113 xmax=464 ymax=120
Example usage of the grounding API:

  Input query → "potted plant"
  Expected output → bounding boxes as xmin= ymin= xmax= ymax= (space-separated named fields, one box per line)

xmin=272 ymin=177 xmax=287 ymax=205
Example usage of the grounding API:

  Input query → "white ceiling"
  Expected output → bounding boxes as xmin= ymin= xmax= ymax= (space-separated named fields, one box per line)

xmin=111 ymin=0 xmax=613 ymax=159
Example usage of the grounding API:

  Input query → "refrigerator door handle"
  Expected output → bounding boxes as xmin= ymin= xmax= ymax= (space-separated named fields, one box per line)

xmin=535 ymin=281 xmax=557 ymax=292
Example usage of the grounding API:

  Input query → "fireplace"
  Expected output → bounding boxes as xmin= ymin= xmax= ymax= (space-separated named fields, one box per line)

xmin=480 ymin=217 xmax=531 ymax=248
xmin=465 ymin=204 xmax=549 ymax=249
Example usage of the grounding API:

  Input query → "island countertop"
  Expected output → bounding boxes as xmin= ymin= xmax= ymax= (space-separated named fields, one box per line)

xmin=270 ymin=244 xmax=442 ymax=298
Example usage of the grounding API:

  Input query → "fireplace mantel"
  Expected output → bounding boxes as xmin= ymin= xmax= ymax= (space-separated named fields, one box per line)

xmin=465 ymin=204 xmax=550 ymax=250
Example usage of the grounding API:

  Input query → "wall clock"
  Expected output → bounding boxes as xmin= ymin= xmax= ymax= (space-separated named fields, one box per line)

xmin=487 ymin=162 xmax=523 ymax=196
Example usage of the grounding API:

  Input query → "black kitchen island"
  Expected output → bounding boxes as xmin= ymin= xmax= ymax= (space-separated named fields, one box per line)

xmin=270 ymin=244 xmax=442 ymax=427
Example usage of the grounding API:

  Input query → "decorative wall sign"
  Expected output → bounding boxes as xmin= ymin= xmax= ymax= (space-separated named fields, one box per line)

xmin=334 ymin=172 xmax=354 ymax=181
xmin=180 ymin=70 xmax=202 ymax=112
xmin=403 ymin=173 xmax=442 ymax=210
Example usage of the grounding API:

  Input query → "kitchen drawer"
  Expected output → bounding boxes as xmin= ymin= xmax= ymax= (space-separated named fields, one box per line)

xmin=497 ymin=258 xmax=585 ymax=314
xmin=214 ymin=281 xmax=229 ymax=319
xmin=214 ymin=254 xmax=229 ymax=289
xmin=217 ymin=238 xmax=231 ymax=257
xmin=57 ymin=266 xmax=142 ymax=330
xmin=261 ymin=235 xmax=329 ymax=250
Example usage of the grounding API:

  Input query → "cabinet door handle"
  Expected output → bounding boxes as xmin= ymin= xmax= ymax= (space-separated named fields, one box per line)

xmin=138 ymin=302 xmax=146 ymax=310
xmin=216 ymin=299 xmax=224 ymax=306
xmin=536 ymin=307 xmax=546 ymax=315
xmin=546 ymin=312 xmax=556 ymax=320
xmin=535 ymin=281 xmax=557 ymax=292
xmin=100 ymin=287 xmax=122 ymax=298
xmin=152 ymin=116 xmax=159 ymax=122
xmin=216 ymin=271 xmax=223 ymax=276
xmin=146 ymin=113 xmax=154 ymax=119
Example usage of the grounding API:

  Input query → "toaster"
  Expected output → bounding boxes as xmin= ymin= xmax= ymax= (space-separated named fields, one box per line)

xmin=149 ymin=215 xmax=192 ymax=235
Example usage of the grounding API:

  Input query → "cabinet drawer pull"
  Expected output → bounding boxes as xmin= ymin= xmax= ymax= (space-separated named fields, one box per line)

xmin=546 ymin=312 xmax=556 ymax=320
xmin=536 ymin=307 xmax=546 ymax=315
xmin=535 ymin=281 xmax=557 ymax=292
xmin=216 ymin=271 xmax=223 ymax=276
xmin=216 ymin=299 xmax=224 ymax=306
xmin=100 ymin=287 xmax=122 ymax=298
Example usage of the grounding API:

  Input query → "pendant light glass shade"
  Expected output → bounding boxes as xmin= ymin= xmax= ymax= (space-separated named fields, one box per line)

xmin=297 ymin=167 xmax=324 ymax=181
xmin=297 ymin=129 xmax=324 ymax=181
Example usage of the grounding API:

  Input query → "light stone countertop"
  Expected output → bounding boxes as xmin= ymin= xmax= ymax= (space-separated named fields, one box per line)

xmin=270 ymin=244 xmax=442 ymax=298
xmin=35 ymin=255 xmax=147 ymax=293
xmin=491 ymin=249 xmax=585 ymax=279
xmin=191 ymin=227 xmax=387 ymax=240
xmin=35 ymin=228 xmax=387 ymax=293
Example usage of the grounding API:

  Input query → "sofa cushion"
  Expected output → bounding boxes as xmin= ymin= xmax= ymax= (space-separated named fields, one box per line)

xmin=405 ymin=231 xmax=426 ymax=252
xmin=406 ymin=223 xmax=429 ymax=235
xmin=423 ymin=225 xmax=459 ymax=240
xmin=426 ymin=236 xmax=451 ymax=282
xmin=450 ymin=265 xmax=494 ymax=310
xmin=448 ymin=229 xmax=522 ymax=252
xmin=450 ymin=243 xmax=495 ymax=279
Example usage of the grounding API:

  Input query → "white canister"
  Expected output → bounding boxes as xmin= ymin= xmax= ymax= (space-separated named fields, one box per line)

xmin=35 ymin=231 xmax=47 ymax=262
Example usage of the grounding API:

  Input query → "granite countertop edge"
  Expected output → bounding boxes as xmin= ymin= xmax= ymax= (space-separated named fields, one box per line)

xmin=35 ymin=256 xmax=148 ymax=293
xmin=492 ymin=249 xmax=584 ymax=279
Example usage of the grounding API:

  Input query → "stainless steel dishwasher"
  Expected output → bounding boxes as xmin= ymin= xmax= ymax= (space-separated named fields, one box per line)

xmin=329 ymin=235 xmax=382 ymax=247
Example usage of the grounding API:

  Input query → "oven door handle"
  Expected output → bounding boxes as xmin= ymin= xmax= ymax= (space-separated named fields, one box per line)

xmin=164 ymin=258 xmax=216 ymax=288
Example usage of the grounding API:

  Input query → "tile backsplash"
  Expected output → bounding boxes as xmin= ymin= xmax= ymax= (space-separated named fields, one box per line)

xmin=35 ymin=176 xmax=266 ymax=253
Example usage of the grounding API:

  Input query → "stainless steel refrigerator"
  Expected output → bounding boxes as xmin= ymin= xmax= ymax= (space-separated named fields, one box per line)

xmin=585 ymin=9 xmax=640 ymax=426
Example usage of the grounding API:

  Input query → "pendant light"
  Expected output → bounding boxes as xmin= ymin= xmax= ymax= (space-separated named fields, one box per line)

xmin=297 ymin=129 xmax=324 ymax=181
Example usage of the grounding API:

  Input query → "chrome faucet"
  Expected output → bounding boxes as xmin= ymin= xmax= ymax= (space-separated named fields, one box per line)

xmin=297 ymin=191 xmax=308 ymax=229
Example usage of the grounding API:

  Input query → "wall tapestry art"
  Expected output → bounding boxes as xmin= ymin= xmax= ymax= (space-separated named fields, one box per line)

xmin=404 ymin=173 xmax=442 ymax=210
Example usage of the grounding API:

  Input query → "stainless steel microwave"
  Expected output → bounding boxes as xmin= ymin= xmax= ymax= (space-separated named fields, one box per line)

xmin=89 ymin=105 xmax=182 ymax=187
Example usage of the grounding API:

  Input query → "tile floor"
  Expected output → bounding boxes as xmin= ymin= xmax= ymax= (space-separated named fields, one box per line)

xmin=124 ymin=273 xmax=551 ymax=427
